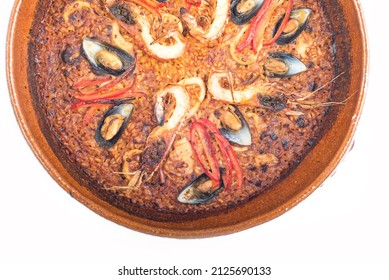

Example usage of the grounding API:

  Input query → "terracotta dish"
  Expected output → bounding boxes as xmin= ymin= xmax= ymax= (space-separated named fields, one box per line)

xmin=7 ymin=0 xmax=367 ymax=238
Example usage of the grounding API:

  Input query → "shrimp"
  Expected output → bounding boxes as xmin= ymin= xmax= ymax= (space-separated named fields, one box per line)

xmin=209 ymin=70 xmax=348 ymax=114
xmin=180 ymin=0 xmax=230 ymax=41
xmin=136 ymin=14 xmax=186 ymax=60
xmin=141 ymin=77 xmax=206 ymax=179
xmin=207 ymin=71 xmax=284 ymax=109
xmin=141 ymin=84 xmax=191 ymax=175
xmin=107 ymin=2 xmax=187 ymax=60
xmin=177 ymin=77 xmax=206 ymax=118
xmin=111 ymin=21 xmax=135 ymax=55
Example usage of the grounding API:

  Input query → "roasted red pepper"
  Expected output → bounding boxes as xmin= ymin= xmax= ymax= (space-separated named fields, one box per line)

xmin=73 ymin=52 xmax=136 ymax=96
xmin=196 ymin=119 xmax=243 ymax=190
xmin=185 ymin=0 xmax=201 ymax=10
xmin=145 ymin=0 xmax=168 ymax=8
xmin=236 ymin=0 xmax=272 ymax=53
xmin=73 ymin=76 xmax=113 ymax=90
xmin=236 ymin=0 xmax=292 ymax=53
xmin=190 ymin=122 xmax=221 ymax=185
xmin=70 ymin=93 xmax=142 ymax=110
xmin=74 ymin=75 xmax=137 ymax=101
xmin=190 ymin=119 xmax=243 ymax=190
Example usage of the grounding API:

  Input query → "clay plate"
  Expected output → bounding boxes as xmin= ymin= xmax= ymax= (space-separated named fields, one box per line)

xmin=6 ymin=0 xmax=367 ymax=238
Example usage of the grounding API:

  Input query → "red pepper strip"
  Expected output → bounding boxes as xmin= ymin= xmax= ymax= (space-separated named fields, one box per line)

xmin=251 ymin=0 xmax=281 ymax=52
xmin=129 ymin=0 xmax=162 ymax=20
xmin=77 ymin=88 xmax=144 ymax=103
xmin=216 ymin=133 xmax=243 ymax=189
xmin=157 ymin=2 xmax=167 ymax=8
xmin=185 ymin=0 xmax=201 ymax=6
xmin=75 ymin=53 xmax=136 ymax=94
xmin=236 ymin=0 xmax=272 ymax=52
xmin=185 ymin=0 xmax=201 ymax=10
xmin=144 ymin=0 xmax=159 ymax=7
xmin=71 ymin=93 xmax=142 ymax=111
xmin=263 ymin=0 xmax=293 ymax=46
xmin=73 ymin=76 xmax=113 ymax=90
xmin=194 ymin=121 xmax=232 ymax=189
xmin=75 ymin=72 xmax=136 ymax=100
xmin=72 ymin=90 xmax=144 ymax=109
xmin=196 ymin=119 xmax=243 ymax=190
xmin=190 ymin=122 xmax=221 ymax=185
xmin=143 ymin=0 xmax=167 ymax=8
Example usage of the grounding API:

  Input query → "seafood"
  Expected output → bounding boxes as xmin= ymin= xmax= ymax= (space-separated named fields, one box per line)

xmin=207 ymin=71 xmax=270 ymax=106
xmin=140 ymin=77 xmax=205 ymax=179
xmin=177 ymin=77 xmax=206 ymax=118
xmin=207 ymin=71 xmax=288 ymax=111
xmin=264 ymin=52 xmax=307 ymax=78
xmin=230 ymin=0 xmax=264 ymax=25
xmin=95 ymin=103 xmax=134 ymax=148
xmin=110 ymin=22 xmax=134 ymax=55
xmin=108 ymin=4 xmax=186 ymax=60
xmin=142 ymin=84 xmax=191 ymax=173
xmin=177 ymin=172 xmax=224 ymax=204
xmin=136 ymin=14 xmax=186 ymax=60
xmin=275 ymin=8 xmax=312 ymax=45
xmin=82 ymin=37 xmax=136 ymax=76
xmin=219 ymin=105 xmax=252 ymax=146
xmin=155 ymin=77 xmax=205 ymax=126
xmin=180 ymin=0 xmax=230 ymax=41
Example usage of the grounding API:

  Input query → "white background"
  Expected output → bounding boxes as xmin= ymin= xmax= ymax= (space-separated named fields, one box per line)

xmin=0 ymin=1 xmax=386 ymax=279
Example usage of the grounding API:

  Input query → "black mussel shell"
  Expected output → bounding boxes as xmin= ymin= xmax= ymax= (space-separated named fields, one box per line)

xmin=177 ymin=172 xmax=224 ymax=205
xmin=231 ymin=0 xmax=264 ymax=25
xmin=264 ymin=52 xmax=307 ymax=78
xmin=82 ymin=37 xmax=136 ymax=76
xmin=219 ymin=105 xmax=252 ymax=146
xmin=95 ymin=103 xmax=134 ymax=148
xmin=275 ymin=8 xmax=312 ymax=45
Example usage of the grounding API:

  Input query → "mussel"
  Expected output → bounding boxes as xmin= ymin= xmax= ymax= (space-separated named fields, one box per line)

xmin=275 ymin=8 xmax=312 ymax=45
xmin=82 ymin=37 xmax=136 ymax=76
xmin=219 ymin=105 xmax=252 ymax=146
xmin=230 ymin=0 xmax=264 ymax=25
xmin=264 ymin=52 xmax=307 ymax=78
xmin=177 ymin=172 xmax=224 ymax=205
xmin=95 ymin=103 xmax=134 ymax=148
